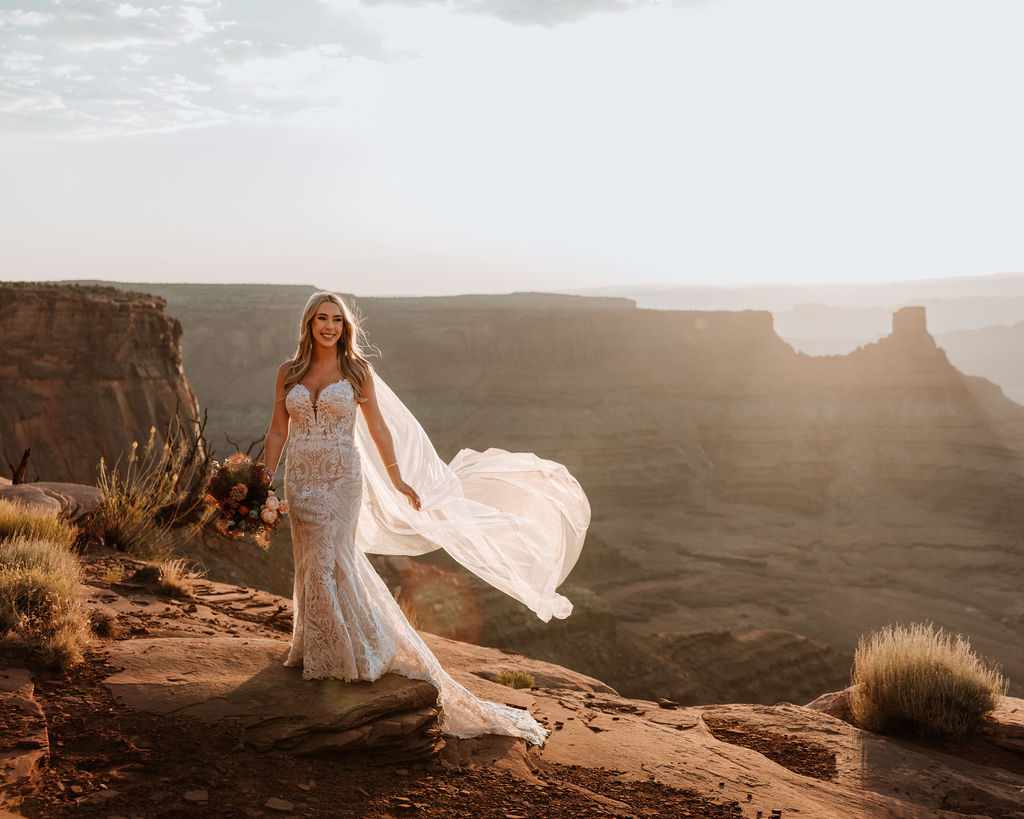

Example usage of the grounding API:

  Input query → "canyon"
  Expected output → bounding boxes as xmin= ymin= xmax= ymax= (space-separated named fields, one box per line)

xmin=3 ymin=282 xmax=1022 ymax=702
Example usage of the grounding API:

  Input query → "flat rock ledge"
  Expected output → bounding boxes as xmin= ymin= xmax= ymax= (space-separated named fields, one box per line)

xmin=102 ymin=637 xmax=444 ymax=764
xmin=0 ymin=669 xmax=49 ymax=810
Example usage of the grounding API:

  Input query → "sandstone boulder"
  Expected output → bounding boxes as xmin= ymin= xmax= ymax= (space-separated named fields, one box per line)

xmin=982 ymin=696 xmax=1024 ymax=755
xmin=102 ymin=637 xmax=444 ymax=763
xmin=0 ymin=482 xmax=102 ymax=522
xmin=805 ymin=684 xmax=854 ymax=721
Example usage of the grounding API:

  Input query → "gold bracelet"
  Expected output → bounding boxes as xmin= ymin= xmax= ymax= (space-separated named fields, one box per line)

xmin=385 ymin=461 xmax=399 ymax=469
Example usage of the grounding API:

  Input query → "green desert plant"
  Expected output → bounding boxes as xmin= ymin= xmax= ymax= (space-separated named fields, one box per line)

xmin=0 ymin=534 xmax=91 ymax=669
xmin=0 ymin=499 xmax=77 ymax=550
xmin=86 ymin=411 xmax=214 ymax=560
xmin=156 ymin=556 xmax=205 ymax=598
xmin=495 ymin=669 xmax=535 ymax=689
xmin=850 ymin=621 xmax=1009 ymax=738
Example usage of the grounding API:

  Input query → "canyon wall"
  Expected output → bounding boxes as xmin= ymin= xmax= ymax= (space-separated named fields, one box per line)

xmin=117 ymin=284 xmax=1024 ymax=534
xmin=0 ymin=283 xmax=201 ymax=484
xmin=15 ymin=282 xmax=1024 ymax=697
xmin=155 ymin=285 xmax=1024 ymax=693
xmin=355 ymin=300 xmax=1024 ymax=528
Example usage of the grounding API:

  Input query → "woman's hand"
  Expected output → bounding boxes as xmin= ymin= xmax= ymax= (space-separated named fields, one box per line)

xmin=392 ymin=478 xmax=421 ymax=511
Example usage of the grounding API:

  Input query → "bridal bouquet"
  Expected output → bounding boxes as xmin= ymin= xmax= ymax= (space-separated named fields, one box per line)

xmin=203 ymin=453 xmax=288 ymax=549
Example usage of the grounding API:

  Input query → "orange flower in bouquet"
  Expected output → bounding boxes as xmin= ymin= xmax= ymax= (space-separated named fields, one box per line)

xmin=203 ymin=452 xmax=288 ymax=549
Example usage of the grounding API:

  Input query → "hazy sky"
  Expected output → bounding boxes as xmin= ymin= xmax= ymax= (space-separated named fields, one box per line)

xmin=2 ymin=0 xmax=1023 ymax=295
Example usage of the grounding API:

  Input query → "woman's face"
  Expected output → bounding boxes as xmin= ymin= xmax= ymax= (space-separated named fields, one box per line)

xmin=310 ymin=300 xmax=345 ymax=350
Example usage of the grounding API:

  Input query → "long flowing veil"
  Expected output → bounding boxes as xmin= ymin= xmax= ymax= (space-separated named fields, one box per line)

xmin=353 ymin=370 xmax=590 ymax=622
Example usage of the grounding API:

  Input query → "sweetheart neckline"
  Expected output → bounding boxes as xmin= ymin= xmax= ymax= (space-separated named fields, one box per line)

xmin=293 ymin=378 xmax=351 ymax=407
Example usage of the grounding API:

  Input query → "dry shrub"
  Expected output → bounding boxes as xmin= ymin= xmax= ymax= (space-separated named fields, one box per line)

xmin=86 ymin=418 xmax=212 ymax=561
xmin=0 ymin=499 xmax=76 ymax=550
xmin=495 ymin=669 xmax=535 ymax=689
xmin=0 ymin=535 xmax=91 ymax=669
xmin=157 ymin=557 xmax=205 ymax=598
xmin=87 ymin=607 xmax=124 ymax=638
xmin=398 ymin=594 xmax=422 ymax=630
xmin=850 ymin=621 xmax=1008 ymax=737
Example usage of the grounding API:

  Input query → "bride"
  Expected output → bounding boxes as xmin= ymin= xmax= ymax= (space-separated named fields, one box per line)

xmin=262 ymin=291 xmax=591 ymax=745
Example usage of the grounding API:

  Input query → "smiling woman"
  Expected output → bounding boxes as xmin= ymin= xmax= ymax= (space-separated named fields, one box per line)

xmin=258 ymin=290 xmax=590 ymax=746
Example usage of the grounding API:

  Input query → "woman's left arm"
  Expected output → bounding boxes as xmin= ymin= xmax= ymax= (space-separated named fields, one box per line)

xmin=358 ymin=367 xmax=421 ymax=511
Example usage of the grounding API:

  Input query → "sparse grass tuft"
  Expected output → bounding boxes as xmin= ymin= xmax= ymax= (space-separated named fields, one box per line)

xmin=398 ymin=594 xmax=422 ymax=630
xmin=850 ymin=621 xmax=1009 ymax=738
xmin=495 ymin=669 xmax=535 ymax=689
xmin=0 ymin=535 xmax=91 ymax=669
xmin=102 ymin=563 xmax=126 ymax=583
xmin=0 ymin=499 xmax=77 ymax=550
xmin=157 ymin=557 xmax=204 ymax=598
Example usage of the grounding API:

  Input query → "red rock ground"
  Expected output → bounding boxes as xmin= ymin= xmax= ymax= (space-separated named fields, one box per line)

xmin=2 ymin=642 xmax=751 ymax=818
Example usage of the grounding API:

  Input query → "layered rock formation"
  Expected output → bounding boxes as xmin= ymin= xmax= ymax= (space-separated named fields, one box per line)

xmin=0 ymin=284 xmax=200 ymax=484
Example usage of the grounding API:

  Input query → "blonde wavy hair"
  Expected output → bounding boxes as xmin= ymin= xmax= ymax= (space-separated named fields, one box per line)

xmin=284 ymin=291 xmax=376 ymax=403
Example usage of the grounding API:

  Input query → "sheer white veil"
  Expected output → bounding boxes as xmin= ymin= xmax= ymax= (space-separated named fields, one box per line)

xmin=353 ymin=370 xmax=590 ymax=623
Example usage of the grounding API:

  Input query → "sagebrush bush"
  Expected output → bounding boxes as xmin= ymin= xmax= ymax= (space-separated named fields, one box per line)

xmin=85 ymin=423 xmax=212 ymax=560
xmin=0 ymin=535 xmax=91 ymax=669
xmin=495 ymin=669 xmax=535 ymax=689
xmin=850 ymin=621 xmax=1008 ymax=737
xmin=87 ymin=607 xmax=124 ymax=638
xmin=0 ymin=499 xmax=76 ymax=550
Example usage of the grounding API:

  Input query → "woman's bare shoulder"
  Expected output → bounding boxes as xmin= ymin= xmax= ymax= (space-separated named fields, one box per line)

xmin=276 ymin=360 xmax=295 ymax=383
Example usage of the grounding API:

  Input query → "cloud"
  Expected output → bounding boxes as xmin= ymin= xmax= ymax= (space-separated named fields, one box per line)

xmin=357 ymin=0 xmax=656 ymax=27
xmin=0 ymin=0 xmax=394 ymax=136
xmin=1 ymin=0 xmax=706 ymax=136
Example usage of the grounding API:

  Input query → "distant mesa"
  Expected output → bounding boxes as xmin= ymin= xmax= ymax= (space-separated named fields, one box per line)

xmin=892 ymin=305 xmax=928 ymax=337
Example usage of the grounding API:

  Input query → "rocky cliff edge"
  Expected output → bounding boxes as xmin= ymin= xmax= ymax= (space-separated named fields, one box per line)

xmin=2 ymin=545 xmax=1023 ymax=818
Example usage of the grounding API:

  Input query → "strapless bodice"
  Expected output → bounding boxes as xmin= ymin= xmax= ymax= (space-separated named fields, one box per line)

xmin=284 ymin=378 xmax=360 ymax=493
xmin=285 ymin=379 xmax=357 ymax=440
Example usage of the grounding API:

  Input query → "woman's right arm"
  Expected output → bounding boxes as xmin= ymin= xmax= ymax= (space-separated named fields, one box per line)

xmin=263 ymin=362 xmax=291 ymax=477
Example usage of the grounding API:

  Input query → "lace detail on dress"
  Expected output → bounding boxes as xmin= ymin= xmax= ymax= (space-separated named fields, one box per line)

xmin=283 ymin=379 xmax=548 ymax=745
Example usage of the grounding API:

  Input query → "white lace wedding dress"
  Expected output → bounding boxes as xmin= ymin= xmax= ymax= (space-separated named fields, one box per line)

xmin=280 ymin=373 xmax=590 ymax=745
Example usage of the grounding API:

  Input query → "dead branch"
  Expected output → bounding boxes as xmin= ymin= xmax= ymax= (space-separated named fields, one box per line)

xmin=6 ymin=447 xmax=30 ymax=484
